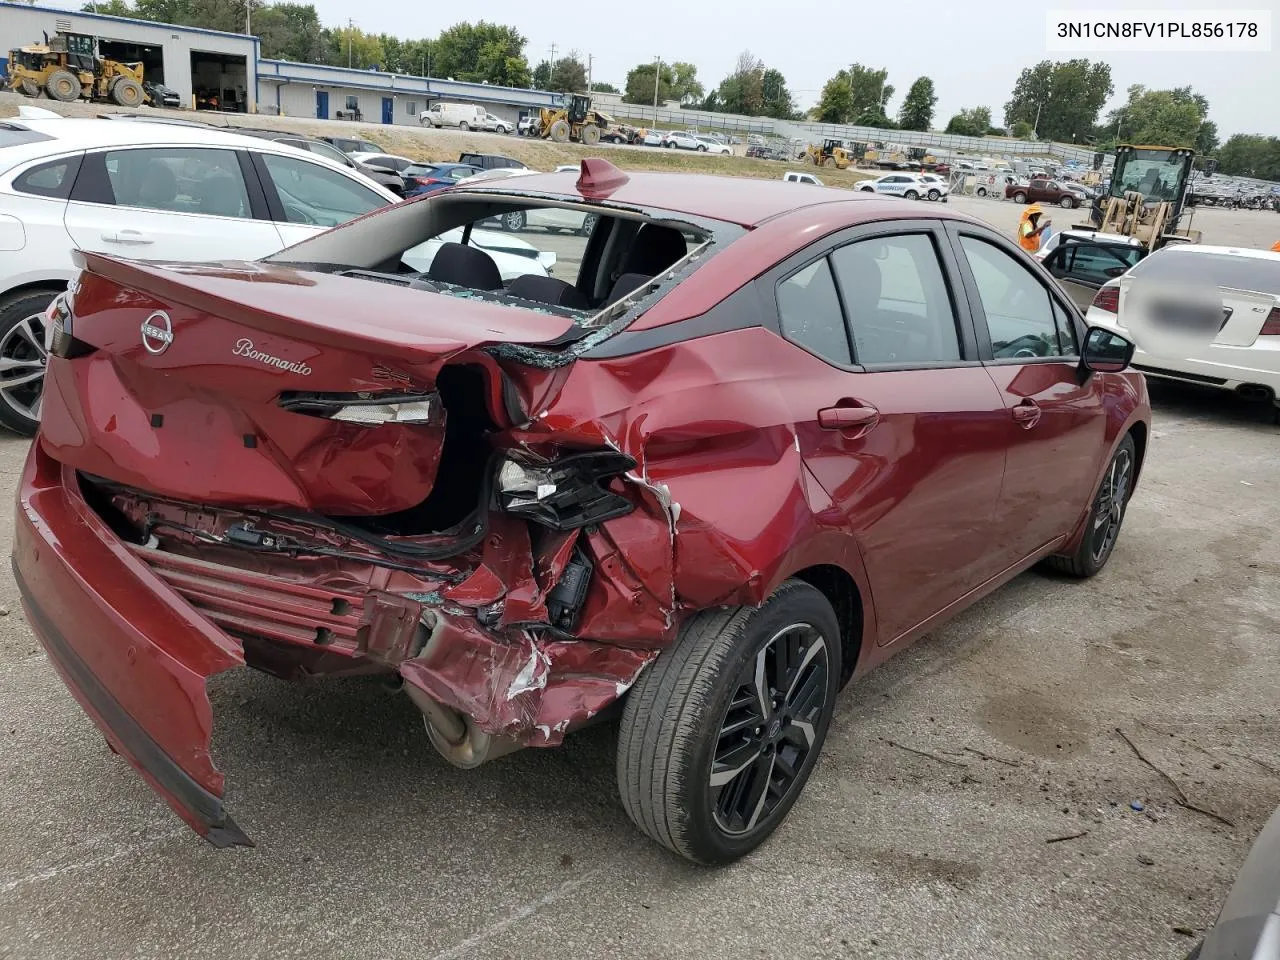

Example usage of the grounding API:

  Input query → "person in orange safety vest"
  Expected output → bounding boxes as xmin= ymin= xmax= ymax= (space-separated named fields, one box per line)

xmin=1018 ymin=204 xmax=1052 ymax=254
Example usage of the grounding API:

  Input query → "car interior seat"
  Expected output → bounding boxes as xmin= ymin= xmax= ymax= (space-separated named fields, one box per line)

xmin=135 ymin=161 xmax=178 ymax=211
xmin=426 ymin=242 xmax=503 ymax=290
xmin=606 ymin=224 xmax=689 ymax=304
xmin=505 ymin=274 xmax=589 ymax=310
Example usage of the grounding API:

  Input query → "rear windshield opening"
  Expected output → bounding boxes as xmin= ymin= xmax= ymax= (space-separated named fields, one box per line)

xmin=265 ymin=191 xmax=726 ymax=330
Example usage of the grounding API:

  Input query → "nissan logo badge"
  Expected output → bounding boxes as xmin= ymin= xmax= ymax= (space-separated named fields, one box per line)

xmin=140 ymin=310 xmax=173 ymax=355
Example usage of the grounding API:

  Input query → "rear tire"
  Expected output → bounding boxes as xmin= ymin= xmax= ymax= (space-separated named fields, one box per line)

xmin=111 ymin=77 xmax=144 ymax=108
xmin=581 ymin=124 xmax=601 ymax=146
xmin=0 ymin=290 xmax=57 ymax=437
xmin=927 ymin=189 xmax=940 ymax=201
xmin=18 ymin=78 xmax=40 ymax=98
xmin=904 ymin=189 xmax=919 ymax=200
xmin=1014 ymin=191 xmax=1028 ymax=203
xmin=1042 ymin=434 xmax=1136 ymax=578
xmin=617 ymin=579 xmax=842 ymax=865
xmin=501 ymin=210 xmax=526 ymax=232
xmin=459 ymin=121 xmax=469 ymax=131
xmin=46 ymin=70 xmax=81 ymax=103
xmin=577 ymin=212 xmax=598 ymax=237
xmin=549 ymin=119 xmax=571 ymax=143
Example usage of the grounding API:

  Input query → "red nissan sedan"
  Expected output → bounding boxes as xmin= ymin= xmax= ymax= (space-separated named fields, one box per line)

xmin=15 ymin=159 xmax=1149 ymax=865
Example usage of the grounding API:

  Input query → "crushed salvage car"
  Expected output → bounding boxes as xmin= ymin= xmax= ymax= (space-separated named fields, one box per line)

xmin=15 ymin=158 xmax=1151 ymax=865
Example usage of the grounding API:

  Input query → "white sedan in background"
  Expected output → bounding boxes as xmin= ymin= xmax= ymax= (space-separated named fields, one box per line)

xmin=1082 ymin=244 xmax=1280 ymax=415
xmin=347 ymin=151 xmax=417 ymax=174
xmin=695 ymin=136 xmax=732 ymax=155
xmin=661 ymin=132 xmax=704 ymax=150
xmin=857 ymin=173 xmax=941 ymax=201
xmin=466 ymin=168 xmax=599 ymax=236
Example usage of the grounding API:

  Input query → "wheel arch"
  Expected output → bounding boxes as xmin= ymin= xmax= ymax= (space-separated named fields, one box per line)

xmin=0 ymin=279 xmax=68 ymax=311
xmin=790 ymin=564 xmax=865 ymax=685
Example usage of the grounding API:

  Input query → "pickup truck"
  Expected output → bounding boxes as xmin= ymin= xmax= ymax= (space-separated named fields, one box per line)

xmin=1006 ymin=178 xmax=1082 ymax=208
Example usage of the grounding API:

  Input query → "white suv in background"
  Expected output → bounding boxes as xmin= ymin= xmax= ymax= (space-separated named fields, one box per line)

xmin=0 ymin=113 xmax=541 ymax=436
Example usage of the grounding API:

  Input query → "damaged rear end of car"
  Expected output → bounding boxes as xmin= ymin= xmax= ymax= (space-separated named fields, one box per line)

xmin=16 ymin=204 xmax=708 ymax=843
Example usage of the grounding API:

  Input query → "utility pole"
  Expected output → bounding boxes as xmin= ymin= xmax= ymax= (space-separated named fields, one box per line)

xmin=244 ymin=0 xmax=251 ymax=36
xmin=587 ymin=53 xmax=592 ymax=94
xmin=347 ymin=18 xmax=353 ymax=69
xmin=549 ymin=43 xmax=557 ymax=78
xmin=653 ymin=55 xmax=661 ymax=125
xmin=1033 ymin=100 xmax=1043 ymax=135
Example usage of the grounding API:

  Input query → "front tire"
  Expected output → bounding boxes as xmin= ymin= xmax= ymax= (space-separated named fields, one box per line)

xmin=1061 ymin=196 xmax=1076 ymax=208
xmin=1014 ymin=191 xmax=1028 ymax=203
xmin=111 ymin=77 xmax=144 ymax=107
xmin=1042 ymin=434 xmax=1136 ymax=578
xmin=617 ymin=579 xmax=841 ymax=865
xmin=0 ymin=290 xmax=56 ymax=436
xmin=501 ymin=210 xmax=526 ymax=231
xmin=927 ymin=189 xmax=940 ymax=201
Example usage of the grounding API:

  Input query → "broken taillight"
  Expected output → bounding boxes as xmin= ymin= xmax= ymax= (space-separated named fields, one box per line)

xmin=498 ymin=451 xmax=636 ymax=531
xmin=277 ymin=391 xmax=437 ymax=425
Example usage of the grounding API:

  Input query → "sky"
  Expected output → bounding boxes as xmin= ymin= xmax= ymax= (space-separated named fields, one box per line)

xmin=301 ymin=0 xmax=1279 ymax=138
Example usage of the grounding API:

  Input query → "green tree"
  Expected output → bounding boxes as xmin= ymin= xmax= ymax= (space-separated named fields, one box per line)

xmin=897 ymin=76 xmax=936 ymax=131
xmin=1214 ymin=134 xmax=1280 ymax=179
xmin=1004 ymin=59 xmax=1112 ymax=143
xmin=814 ymin=74 xmax=854 ymax=123
xmin=1106 ymin=85 xmax=1210 ymax=149
xmin=668 ymin=61 xmax=703 ymax=105
xmin=944 ymin=106 xmax=991 ymax=137
xmin=82 ymin=0 xmax=136 ymax=14
xmin=532 ymin=60 xmax=552 ymax=89
xmin=1010 ymin=119 xmax=1034 ymax=139
xmin=760 ymin=68 xmax=796 ymax=120
xmin=1195 ymin=120 xmax=1219 ymax=157
xmin=324 ymin=26 xmax=384 ymax=70
xmin=814 ymin=65 xmax=893 ymax=125
xmin=716 ymin=51 xmax=765 ymax=115
xmin=623 ymin=61 xmax=674 ymax=105
xmin=430 ymin=21 xmax=527 ymax=84
xmin=546 ymin=52 xmax=586 ymax=93
xmin=589 ymin=81 xmax=618 ymax=93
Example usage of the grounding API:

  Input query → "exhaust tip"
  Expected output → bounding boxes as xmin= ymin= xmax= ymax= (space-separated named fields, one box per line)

xmin=1236 ymin=384 xmax=1275 ymax=402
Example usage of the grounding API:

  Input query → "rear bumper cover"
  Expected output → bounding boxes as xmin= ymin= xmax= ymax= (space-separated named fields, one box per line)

xmin=14 ymin=443 xmax=250 ymax=845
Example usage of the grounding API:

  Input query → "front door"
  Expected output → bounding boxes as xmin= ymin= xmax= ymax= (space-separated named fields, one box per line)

xmin=1042 ymin=239 xmax=1143 ymax=312
xmin=381 ymin=97 xmax=394 ymax=124
xmin=947 ymin=226 xmax=1110 ymax=569
xmin=315 ymin=90 xmax=329 ymax=119
xmin=766 ymin=223 xmax=1010 ymax=646
xmin=63 ymin=146 xmax=284 ymax=264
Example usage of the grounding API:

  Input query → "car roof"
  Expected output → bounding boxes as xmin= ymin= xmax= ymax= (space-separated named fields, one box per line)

xmin=457 ymin=169 xmax=944 ymax=228
xmin=0 ymin=118 xmax=399 ymax=198
xmin=1160 ymin=244 xmax=1280 ymax=262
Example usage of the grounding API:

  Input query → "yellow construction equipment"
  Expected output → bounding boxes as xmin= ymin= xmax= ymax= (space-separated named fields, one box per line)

xmin=802 ymin=139 xmax=853 ymax=169
xmin=7 ymin=31 xmax=145 ymax=107
xmin=1082 ymin=145 xmax=1201 ymax=251
xmin=534 ymin=93 xmax=611 ymax=145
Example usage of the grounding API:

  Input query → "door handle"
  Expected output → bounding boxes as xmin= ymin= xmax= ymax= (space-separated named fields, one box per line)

xmin=818 ymin=403 xmax=880 ymax=432
xmin=1011 ymin=399 xmax=1042 ymax=429
xmin=104 ymin=230 xmax=154 ymax=245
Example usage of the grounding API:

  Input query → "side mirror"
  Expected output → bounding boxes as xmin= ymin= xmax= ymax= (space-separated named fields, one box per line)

xmin=1081 ymin=326 xmax=1135 ymax=373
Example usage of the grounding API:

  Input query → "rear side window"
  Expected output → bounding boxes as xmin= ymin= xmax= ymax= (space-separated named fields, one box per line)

xmin=831 ymin=234 xmax=962 ymax=365
xmin=100 ymin=147 xmax=252 ymax=218
xmin=259 ymin=152 xmax=387 ymax=226
xmin=777 ymin=259 xmax=852 ymax=365
xmin=13 ymin=155 xmax=82 ymax=199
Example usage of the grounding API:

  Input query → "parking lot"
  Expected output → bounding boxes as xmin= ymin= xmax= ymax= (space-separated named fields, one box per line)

xmin=1 ymin=142 xmax=1279 ymax=960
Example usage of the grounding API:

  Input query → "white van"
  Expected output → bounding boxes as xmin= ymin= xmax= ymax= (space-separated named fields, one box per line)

xmin=419 ymin=102 xmax=487 ymax=130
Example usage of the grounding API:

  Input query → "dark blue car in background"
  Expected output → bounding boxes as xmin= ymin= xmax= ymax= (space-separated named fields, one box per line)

xmin=402 ymin=162 xmax=482 ymax=198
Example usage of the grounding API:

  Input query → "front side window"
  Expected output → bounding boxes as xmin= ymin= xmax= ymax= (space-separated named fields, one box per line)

xmin=102 ymin=147 xmax=251 ymax=218
xmin=260 ymin=152 xmax=387 ymax=227
xmin=776 ymin=259 xmax=851 ymax=365
xmin=830 ymin=234 xmax=961 ymax=365
xmin=958 ymin=235 xmax=1073 ymax=359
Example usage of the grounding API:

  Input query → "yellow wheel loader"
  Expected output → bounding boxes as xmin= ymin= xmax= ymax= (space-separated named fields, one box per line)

xmin=7 ymin=32 xmax=145 ymax=108
xmin=801 ymin=139 xmax=853 ymax=169
xmin=1077 ymin=145 xmax=1201 ymax=252
xmin=534 ymin=94 xmax=611 ymax=146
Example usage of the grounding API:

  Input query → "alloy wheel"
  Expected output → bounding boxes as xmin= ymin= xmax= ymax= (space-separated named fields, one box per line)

xmin=0 ymin=312 xmax=48 ymax=425
xmin=1090 ymin=448 xmax=1133 ymax=564
xmin=709 ymin=622 xmax=830 ymax=836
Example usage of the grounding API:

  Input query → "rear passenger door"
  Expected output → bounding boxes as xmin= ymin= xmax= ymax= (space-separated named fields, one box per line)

xmin=945 ymin=224 xmax=1109 ymax=569
xmin=767 ymin=221 xmax=1010 ymax=646
xmin=64 ymin=146 xmax=283 ymax=263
